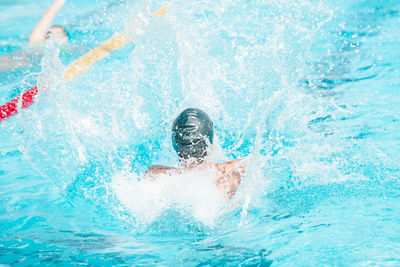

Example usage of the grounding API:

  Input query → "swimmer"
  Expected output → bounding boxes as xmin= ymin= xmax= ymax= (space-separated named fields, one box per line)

xmin=146 ymin=108 xmax=248 ymax=199
xmin=0 ymin=0 xmax=68 ymax=71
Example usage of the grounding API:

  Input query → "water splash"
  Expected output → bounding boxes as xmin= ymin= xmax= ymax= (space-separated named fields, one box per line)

xmin=112 ymin=170 xmax=228 ymax=226
xmin=3 ymin=0 xmax=399 ymax=242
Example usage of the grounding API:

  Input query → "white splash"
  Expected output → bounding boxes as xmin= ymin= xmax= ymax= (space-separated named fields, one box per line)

xmin=111 ymin=169 xmax=228 ymax=226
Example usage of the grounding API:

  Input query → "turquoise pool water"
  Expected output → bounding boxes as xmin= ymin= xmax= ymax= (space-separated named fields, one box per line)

xmin=1 ymin=0 xmax=400 ymax=265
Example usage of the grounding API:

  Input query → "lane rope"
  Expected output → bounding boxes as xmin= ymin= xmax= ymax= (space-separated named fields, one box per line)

xmin=0 ymin=5 xmax=168 ymax=122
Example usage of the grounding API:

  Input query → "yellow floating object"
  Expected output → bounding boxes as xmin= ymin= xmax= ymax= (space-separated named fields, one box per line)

xmin=153 ymin=5 xmax=168 ymax=17
xmin=62 ymin=32 xmax=132 ymax=82
xmin=62 ymin=5 xmax=168 ymax=82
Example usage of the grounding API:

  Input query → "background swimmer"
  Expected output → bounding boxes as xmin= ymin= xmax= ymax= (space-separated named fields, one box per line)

xmin=0 ymin=0 xmax=68 ymax=71
xmin=28 ymin=0 xmax=68 ymax=45
xmin=146 ymin=108 xmax=248 ymax=199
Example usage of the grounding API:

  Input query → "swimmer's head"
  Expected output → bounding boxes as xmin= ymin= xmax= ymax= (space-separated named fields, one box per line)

xmin=45 ymin=25 xmax=68 ymax=44
xmin=172 ymin=108 xmax=214 ymax=163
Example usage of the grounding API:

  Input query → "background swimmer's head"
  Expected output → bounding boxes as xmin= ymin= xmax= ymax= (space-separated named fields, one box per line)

xmin=172 ymin=108 xmax=214 ymax=163
xmin=45 ymin=25 xmax=68 ymax=44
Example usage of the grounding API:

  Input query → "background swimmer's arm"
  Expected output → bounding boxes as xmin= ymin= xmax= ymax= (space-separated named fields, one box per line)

xmin=28 ymin=0 xmax=66 ymax=45
xmin=145 ymin=165 xmax=175 ymax=178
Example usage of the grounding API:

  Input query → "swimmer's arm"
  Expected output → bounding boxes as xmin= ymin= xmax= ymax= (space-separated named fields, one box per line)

xmin=232 ymin=157 xmax=249 ymax=171
xmin=145 ymin=165 xmax=176 ymax=177
xmin=216 ymin=158 xmax=249 ymax=198
xmin=228 ymin=158 xmax=249 ymax=189
xmin=28 ymin=0 xmax=66 ymax=45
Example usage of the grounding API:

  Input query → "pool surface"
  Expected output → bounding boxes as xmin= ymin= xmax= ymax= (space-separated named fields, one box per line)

xmin=1 ymin=0 xmax=400 ymax=265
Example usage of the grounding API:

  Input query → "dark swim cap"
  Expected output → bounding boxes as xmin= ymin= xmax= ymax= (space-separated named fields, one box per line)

xmin=172 ymin=108 xmax=214 ymax=160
